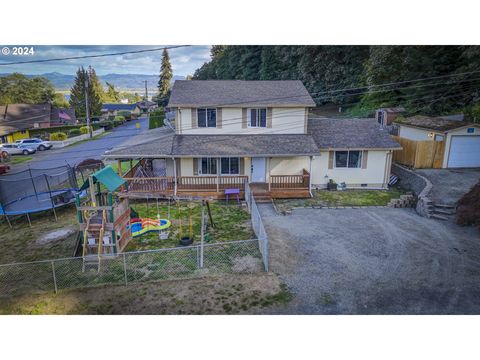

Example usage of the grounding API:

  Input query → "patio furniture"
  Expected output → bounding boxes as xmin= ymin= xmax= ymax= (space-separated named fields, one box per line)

xmin=225 ymin=188 xmax=240 ymax=206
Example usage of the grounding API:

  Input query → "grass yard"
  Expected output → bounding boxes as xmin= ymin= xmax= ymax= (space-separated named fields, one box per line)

xmin=125 ymin=200 xmax=254 ymax=251
xmin=9 ymin=156 xmax=33 ymax=165
xmin=0 ymin=205 xmax=79 ymax=264
xmin=0 ymin=273 xmax=291 ymax=315
xmin=275 ymin=187 xmax=407 ymax=213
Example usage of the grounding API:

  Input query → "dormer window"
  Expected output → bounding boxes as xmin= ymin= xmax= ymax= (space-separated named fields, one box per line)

xmin=197 ymin=108 xmax=216 ymax=127
xmin=248 ymin=108 xmax=267 ymax=127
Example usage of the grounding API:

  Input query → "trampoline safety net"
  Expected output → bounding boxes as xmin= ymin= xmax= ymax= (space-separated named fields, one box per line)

xmin=0 ymin=165 xmax=78 ymax=215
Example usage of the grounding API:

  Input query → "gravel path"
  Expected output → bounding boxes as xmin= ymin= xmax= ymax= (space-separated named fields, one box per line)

xmin=259 ymin=204 xmax=480 ymax=314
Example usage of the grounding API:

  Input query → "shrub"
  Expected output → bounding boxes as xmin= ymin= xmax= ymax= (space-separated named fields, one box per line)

xmin=117 ymin=111 xmax=132 ymax=120
xmin=149 ymin=108 xmax=165 ymax=129
xmin=114 ymin=115 xmax=125 ymax=122
xmin=80 ymin=126 xmax=92 ymax=135
xmin=49 ymin=132 xmax=68 ymax=141
xmin=69 ymin=128 xmax=81 ymax=137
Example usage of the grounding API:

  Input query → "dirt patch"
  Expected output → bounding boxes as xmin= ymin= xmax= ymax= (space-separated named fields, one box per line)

xmin=0 ymin=273 xmax=292 ymax=315
xmin=36 ymin=227 xmax=77 ymax=245
xmin=456 ymin=181 xmax=480 ymax=229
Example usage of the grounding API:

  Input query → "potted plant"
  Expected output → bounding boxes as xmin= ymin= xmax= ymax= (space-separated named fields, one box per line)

xmin=327 ymin=179 xmax=337 ymax=191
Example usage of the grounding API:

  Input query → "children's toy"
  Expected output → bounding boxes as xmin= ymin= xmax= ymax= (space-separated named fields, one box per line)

xmin=129 ymin=217 xmax=171 ymax=238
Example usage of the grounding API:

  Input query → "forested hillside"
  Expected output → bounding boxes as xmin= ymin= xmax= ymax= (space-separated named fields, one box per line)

xmin=193 ymin=46 xmax=480 ymax=120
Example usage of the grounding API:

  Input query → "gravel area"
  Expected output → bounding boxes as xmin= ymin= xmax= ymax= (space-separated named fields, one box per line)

xmin=416 ymin=168 xmax=480 ymax=205
xmin=259 ymin=204 xmax=480 ymax=314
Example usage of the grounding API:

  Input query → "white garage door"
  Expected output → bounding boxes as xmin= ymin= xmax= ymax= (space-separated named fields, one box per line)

xmin=448 ymin=136 xmax=480 ymax=168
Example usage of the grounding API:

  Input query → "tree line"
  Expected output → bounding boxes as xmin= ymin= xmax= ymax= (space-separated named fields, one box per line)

xmin=193 ymin=46 xmax=480 ymax=120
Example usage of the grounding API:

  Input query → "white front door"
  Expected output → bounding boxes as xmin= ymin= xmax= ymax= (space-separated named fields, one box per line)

xmin=251 ymin=157 xmax=266 ymax=182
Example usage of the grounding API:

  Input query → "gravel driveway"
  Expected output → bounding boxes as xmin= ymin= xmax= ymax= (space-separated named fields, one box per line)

xmin=260 ymin=205 xmax=480 ymax=314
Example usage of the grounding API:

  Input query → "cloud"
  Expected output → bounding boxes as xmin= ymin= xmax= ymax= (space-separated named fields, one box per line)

xmin=0 ymin=45 xmax=212 ymax=76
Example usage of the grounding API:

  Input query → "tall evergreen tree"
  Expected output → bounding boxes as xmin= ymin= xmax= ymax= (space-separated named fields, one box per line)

xmin=157 ymin=48 xmax=173 ymax=106
xmin=69 ymin=66 xmax=103 ymax=119
xmin=105 ymin=82 xmax=121 ymax=102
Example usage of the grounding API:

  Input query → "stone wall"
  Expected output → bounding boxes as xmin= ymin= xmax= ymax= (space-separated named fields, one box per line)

xmin=391 ymin=163 xmax=433 ymax=217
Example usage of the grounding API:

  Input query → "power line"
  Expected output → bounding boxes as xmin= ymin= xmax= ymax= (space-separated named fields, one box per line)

xmin=0 ymin=45 xmax=191 ymax=66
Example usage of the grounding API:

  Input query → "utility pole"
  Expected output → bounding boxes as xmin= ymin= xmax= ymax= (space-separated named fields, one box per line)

xmin=144 ymin=80 xmax=148 ymax=101
xmin=85 ymin=76 xmax=92 ymax=138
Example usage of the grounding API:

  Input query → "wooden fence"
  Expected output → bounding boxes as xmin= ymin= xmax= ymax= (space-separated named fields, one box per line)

xmin=392 ymin=136 xmax=445 ymax=169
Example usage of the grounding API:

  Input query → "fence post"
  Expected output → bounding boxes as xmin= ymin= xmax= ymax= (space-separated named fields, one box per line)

xmin=123 ymin=253 xmax=128 ymax=285
xmin=51 ymin=261 xmax=58 ymax=294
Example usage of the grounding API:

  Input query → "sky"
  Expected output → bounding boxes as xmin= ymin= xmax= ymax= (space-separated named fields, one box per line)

xmin=0 ymin=45 xmax=211 ymax=76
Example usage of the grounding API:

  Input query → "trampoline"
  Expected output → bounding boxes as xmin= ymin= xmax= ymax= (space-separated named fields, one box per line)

xmin=0 ymin=165 xmax=79 ymax=217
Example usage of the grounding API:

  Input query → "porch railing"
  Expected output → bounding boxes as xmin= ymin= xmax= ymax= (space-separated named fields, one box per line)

xmin=270 ymin=169 xmax=310 ymax=189
xmin=124 ymin=176 xmax=175 ymax=193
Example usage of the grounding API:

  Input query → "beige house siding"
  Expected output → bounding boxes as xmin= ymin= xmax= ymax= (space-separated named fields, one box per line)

xmin=311 ymin=150 xmax=390 ymax=188
xmin=176 ymin=107 xmax=307 ymax=135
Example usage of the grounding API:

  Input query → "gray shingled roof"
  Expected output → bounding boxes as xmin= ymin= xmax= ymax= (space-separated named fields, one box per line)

xmin=394 ymin=115 xmax=474 ymax=131
xmin=105 ymin=131 xmax=319 ymax=158
xmin=308 ymin=118 xmax=401 ymax=150
xmin=167 ymin=80 xmax=316 ymax=108
xmin=172 ymin=134 xmax=319 ymax=157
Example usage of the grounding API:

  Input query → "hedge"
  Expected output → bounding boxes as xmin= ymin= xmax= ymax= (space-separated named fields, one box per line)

xmin=49 ymin=132 xmax=68 ymax=141
xmin=149 ymin=108 xmax=165 ymax=129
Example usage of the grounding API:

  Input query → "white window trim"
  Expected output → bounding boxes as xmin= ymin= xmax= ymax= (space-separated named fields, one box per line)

xmin=247 ymin=108 xmax=267 ymax=128
xmin=197 ymin=108 xmax=217 ymax=128
xmin=220 ymin=157 xmax=240 ymax=175
xmin=334 ymin=150 xmax=363 ymax=169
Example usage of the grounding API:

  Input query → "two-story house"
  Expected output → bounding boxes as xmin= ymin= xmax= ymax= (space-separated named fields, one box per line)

xmin=105 ymin=80 xmax=400 ymax=199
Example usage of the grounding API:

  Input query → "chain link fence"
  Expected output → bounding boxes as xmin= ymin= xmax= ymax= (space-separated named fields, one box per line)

xmin=245 ymin=183 xmax=269 ymax=271
xmin=0 ymin=239 xmax=262 ymax=299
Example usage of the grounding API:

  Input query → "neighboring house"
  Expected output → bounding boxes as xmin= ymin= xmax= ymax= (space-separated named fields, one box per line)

xmin=104 ymin=80 xmax=400 ymax=199
xmin=394 ymin=115 xmax=480 ymax=168
xmin=0 ymin=104 xmax=51 ymax=143
xmin=375 ymin=107 xmax=405 ymax=127
xmin=136 ymin=100 xmax=158 ymax=113
xmin=101 ymin=103 xmax=141 ymax=118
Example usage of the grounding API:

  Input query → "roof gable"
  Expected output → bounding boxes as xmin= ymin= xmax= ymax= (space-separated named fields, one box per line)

xmin=167 ymin=80 xmax=316 ymax=108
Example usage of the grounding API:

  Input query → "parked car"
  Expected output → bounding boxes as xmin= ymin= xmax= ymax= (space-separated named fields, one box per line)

xmin=0 ymin=143 xmax=37 ymax=156
xmin=15 ymin=138 xmax=52 ymax=151
xmin=0 ymin=163 xmax=10 ymax=174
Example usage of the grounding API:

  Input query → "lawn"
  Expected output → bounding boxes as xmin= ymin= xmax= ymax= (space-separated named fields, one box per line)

xmin=0 ymin=205 xmax=79 ymax=264
xmin=125 ymin=200 xmax=254 ymax=251
xmin=275 ymin=187 xmax=407 ymax=213
xmin=0 ymin=273 xmax=291 ymax=315
xmin=9 ymin=156 xmax=33 ymax=165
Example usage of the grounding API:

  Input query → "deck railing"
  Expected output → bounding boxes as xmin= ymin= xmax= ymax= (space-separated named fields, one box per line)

xmin=124 ymin=176 xmax=175 ymax=193
xmin=270 ymin=169 xmax=310 ymax=189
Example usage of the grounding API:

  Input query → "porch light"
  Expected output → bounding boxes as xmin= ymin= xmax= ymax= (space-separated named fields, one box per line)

xmin=428 ymin=132 xmax=434 ymax=138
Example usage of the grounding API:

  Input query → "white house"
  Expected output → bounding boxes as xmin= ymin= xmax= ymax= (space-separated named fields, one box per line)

xmin=394 ymin=115 xmax=480 ymax=168
xmin=105 ymin=80 xmax=401 ymax=199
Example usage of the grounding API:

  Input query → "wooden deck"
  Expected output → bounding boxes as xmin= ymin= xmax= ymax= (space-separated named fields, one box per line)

xmin=120 ymin=170 xmax=311 ymax=200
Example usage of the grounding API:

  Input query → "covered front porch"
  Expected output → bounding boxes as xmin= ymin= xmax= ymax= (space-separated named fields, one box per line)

xmin=115 ymin=157 xmax=311 ymax=200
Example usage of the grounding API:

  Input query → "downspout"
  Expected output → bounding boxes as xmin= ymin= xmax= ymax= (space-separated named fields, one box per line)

xmin=308 ymin=156 xmax=313 ymax=197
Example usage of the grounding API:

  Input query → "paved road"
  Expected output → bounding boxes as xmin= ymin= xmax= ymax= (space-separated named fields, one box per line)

xmin=260 ymin=205 xmax=480 ymax=314
xmin=6 ymin=116 xmax=149 ymax=172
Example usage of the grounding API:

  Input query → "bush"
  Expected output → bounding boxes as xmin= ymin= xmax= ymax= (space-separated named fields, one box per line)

xmin=114 ymin=115 xmax=125 ymax=122
xmin=149 ymin=108 xmax=165 ymax=129
xmin=69 ymin=128 xmax=81 ymax=137
xmin=49 ymin=132 xmax=68 ymax=141
xmin=117 ymin=111 xmax=132 ymax=120
xmin=80 ymin=126 xmax=92 ymax=135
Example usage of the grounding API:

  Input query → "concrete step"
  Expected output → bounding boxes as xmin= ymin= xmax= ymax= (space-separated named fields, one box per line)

xmin=430 ymin=214 xmax=450 ymax=221
xmin=433 ymin=208 xmax=456 ymax=215
xmin=433 ymin=203 xmax=456 ymax=209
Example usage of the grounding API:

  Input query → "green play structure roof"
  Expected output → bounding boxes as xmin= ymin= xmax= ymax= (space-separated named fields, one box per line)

xmin=79 ymin=165 xmax=126 ymax=192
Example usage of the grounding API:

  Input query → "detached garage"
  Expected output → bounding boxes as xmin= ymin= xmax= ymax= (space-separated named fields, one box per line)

xmin=394 ymin=116 xmax=480 ymax=169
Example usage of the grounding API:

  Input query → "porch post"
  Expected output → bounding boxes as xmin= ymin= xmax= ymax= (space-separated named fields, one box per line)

xmin=173 ymin=157 xmax=177 ymax=196
xmin=216 ymin=158 xmax=220 ymax=193
xmin=268 ymin=157 xmax=271 ymax=192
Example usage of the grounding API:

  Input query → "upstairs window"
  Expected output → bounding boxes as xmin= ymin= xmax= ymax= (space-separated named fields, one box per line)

xmin=248 ymin=108 xmax=267 ymax=127
xmin=197 ymin=108 xmax=216 ymax=127
xmin=335 ymin=150 xmax=363 ymax=168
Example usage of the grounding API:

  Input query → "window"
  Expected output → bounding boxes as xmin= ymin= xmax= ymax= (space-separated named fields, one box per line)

xmin=197 ymin=108 xmax=216 ymax=127
xmin=220 ymin=157 xmax=240 ymax=174
xmin=335 ymin=151 xmax=363 ymax=168
xmin=434 ymin=134 xmax=444 ymax=141
xmin=248 ymin=108 xmax=267 ymax=127
xmin=200 ymin=158 xmax=217 ymax=175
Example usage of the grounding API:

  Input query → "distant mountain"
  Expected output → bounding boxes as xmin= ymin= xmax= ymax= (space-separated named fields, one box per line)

xmin=0 ymin=72 xmax=185 ymax=91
